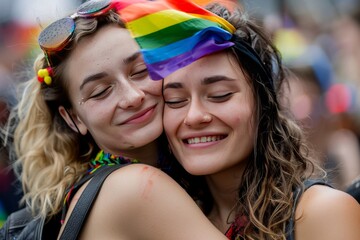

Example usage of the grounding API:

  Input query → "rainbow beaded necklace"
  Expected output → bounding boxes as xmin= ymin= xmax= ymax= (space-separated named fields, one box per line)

xmin=87 ymin=150 xmax=139 ymax=174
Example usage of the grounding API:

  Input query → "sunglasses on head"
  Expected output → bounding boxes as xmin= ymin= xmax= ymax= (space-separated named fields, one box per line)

xmin=38 ymin=0 xmax=115 ymax=55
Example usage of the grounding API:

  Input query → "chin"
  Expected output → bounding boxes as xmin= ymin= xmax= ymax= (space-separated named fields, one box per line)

xmin=181 ymin=162 xmax=214 ymax=176
xmin=137 ymin=126 xmax=163 ymax=145
xmin=185 ymin=168 xmax=214 ymax=176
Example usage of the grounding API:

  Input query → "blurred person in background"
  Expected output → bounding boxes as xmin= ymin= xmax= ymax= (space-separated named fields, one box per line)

xmin=0 ymin=66 xmax=20 ymax=226
xmin=331 ymin=7 xmax=360 ymax=97
xmin=268 ymin=0 xmax=360 ymax=192
xmin=0 ymin=21 xmax=26 ymax=226
xmin=0 ymin=74 xmax=20 ymax=227
xmin=331 ymin=6 xmax=360 ymax=200
xmin=280 ymin=43 xmax=360 ymax=190
xmin=0 ymin=0 xmax=83 ymax=226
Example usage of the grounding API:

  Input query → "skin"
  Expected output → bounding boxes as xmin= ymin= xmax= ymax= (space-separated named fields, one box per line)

xmin=295 ymin=185 xmax=360 ymax=240
xmin=163 ymin=52 xmax=255 ymax=176
xmin=58 ymin=25 xmax=228 ymax=239
xmin=60 ymin=164 xmax=228 ymax=240
xmin=163 ymin=51 xmax=255 ymax=231
xmin=59 ymin=24 xmax=164 ymax=164
xmin=163 ymin=51 xmax=360 ymax=238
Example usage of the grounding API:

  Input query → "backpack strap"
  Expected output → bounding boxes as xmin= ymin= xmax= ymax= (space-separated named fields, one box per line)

xmin=286 ymin=179 xmax=332 ymax=240
xmin=59 ymin=164 xmax=128 ymax=240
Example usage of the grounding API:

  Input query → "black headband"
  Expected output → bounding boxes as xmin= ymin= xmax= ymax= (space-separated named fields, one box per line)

xmin=231 ymin=35 xmax=275 ymax=92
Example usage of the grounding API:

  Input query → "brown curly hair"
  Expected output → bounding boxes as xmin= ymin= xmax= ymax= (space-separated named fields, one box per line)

xmin=164 ymin=3 xmax=326 ymax=240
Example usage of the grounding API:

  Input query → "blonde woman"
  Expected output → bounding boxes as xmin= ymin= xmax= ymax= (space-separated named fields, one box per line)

xmin=0 ymin=0 xmax=228 ymax=239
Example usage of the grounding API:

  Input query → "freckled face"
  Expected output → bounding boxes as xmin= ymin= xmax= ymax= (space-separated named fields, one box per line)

xmin=163 ymin=52 xmax=255 ymax=175
xmin=64 ymin=25 xmax=163 ymax=156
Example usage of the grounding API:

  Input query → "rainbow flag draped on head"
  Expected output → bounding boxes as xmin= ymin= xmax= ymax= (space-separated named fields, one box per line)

xmin=113 ymin=0 xmax=235 ymax=80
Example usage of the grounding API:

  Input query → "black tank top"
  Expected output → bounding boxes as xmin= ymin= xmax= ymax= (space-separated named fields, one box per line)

xmin=224 ymin=179 xmax=332 ymax=240
xmin=286 ymin=179 xmax=332 ymax=240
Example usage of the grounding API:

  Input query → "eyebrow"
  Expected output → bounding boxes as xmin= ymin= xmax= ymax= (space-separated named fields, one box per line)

xmin=202 ymin=75 xmax=236 ymax=85
xmin=163 ymin=75 xmax=235 ymax=90
xmin=79 ymin=52 xmax=142 ymax=91
xmin=163 ymin=82 xmax=183 ymax=90
xmin=80 ymin=72 xmax=107 ymax=91
xmin=123 ymin=51 xmax=142 ymax=65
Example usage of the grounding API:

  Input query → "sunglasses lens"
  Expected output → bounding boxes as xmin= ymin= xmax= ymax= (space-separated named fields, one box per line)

xmin=77 ymin=0 xmax=112 ymax=16
xmin=39 ymin=17 xmax=75 ymax=51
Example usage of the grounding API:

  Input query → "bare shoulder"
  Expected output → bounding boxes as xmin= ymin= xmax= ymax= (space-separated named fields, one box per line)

xmin=81 ymin=164 xmax=227 ymax=239
xmin=59 ymin=164 xmax=165 ymax=239
xmin=102 ymin=163 xmax=182 ymax=200
xmin=295 ymin=185 xmax=360 ymax=240
xmin=98 ymin=163 xmax=183 ymax=212
xmin=105 ymin=163 xmax=175 ymax=187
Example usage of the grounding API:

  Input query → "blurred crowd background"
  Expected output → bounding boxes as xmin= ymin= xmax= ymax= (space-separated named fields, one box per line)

xmin=1 ymin=0 xmax=360 ymax=225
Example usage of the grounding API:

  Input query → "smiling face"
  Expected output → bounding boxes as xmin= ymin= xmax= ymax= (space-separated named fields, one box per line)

xmin=163 ymin=51 xmax=255 ymax=175
xmin=60 ymin=24 xmax=163 ymax=158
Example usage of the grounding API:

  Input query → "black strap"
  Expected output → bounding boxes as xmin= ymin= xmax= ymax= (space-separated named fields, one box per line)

xmin=286 ymin=179 xmax=332 ymax=240
xmin=59 ymin=164 xmax=127 ymax=240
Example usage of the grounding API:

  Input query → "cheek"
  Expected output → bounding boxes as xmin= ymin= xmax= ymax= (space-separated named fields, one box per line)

xmin=142 ymin=79 xmax=163 ymax=96
xmin=163 ymin=109 xmax=174 ymax=132
xmin=219 ymin=101 xmax=255 ymax=133
xmin=152 ymin=81 xmax=163 ymax=95
xmin=239 ymin=109 xmax=256 ymax=143
xmin=163 ymin=108 xmax=182 ymax=137
xmin=237 ymin=108 xmax=254 ymax=125
xmin=78 ymin=103 xmax=112 ymax=126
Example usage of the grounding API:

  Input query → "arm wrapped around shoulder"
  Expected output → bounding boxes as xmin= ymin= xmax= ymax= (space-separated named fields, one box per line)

xmin=79 ymin=164 xmax=227 ymax=240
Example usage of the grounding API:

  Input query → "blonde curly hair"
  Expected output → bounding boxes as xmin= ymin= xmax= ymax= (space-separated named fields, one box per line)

xmin=3 ymin=11 xmax=125 ymax=219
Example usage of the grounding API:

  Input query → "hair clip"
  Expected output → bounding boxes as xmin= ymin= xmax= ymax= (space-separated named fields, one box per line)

xmin=37 ymin=67 xmax=53 ymax=85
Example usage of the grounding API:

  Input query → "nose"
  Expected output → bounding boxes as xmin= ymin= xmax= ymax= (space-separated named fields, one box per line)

xmin=117 ymin=81 xmax=145 ymax=109
xmin=183 ymin=100 xmax=212 ymax=127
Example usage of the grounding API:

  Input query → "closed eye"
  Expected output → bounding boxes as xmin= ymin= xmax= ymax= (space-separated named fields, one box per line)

xmin=164 ymin=98 xmax=188 ymax=108
xmin=89 ymin=85 xmax=114 ymax=100
xmin=209 ymin=92 xmax=234 ymax=101
xmin=130 ymin=65 xmax=149 ymax=79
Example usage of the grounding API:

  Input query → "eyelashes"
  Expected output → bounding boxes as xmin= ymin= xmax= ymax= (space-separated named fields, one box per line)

xmin=81 ymin=66 xmax=149 ymax=104
xmin=209 ymin=92 xmax=233 ymax=100
xmin=89 ymin=86 xmax=113 ymax=99
xmin=164 ymin=92 xmax=234 ymax=108
xmin=130 ymin=68 xmax=148 ymax=79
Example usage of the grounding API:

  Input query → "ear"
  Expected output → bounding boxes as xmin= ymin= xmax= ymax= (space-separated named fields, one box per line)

xmin=58 ymin=106 xmax=88 ymax=135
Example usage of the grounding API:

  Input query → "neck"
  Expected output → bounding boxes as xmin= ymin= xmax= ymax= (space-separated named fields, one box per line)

xmin=108 ymin=141 xmax=160 ymax=167
xmin=205 ymin=162 xmax=247 ymax=233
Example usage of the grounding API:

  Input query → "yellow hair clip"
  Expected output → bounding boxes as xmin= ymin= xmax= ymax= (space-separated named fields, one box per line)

xmin=37 ymin=67 xmax=53 ymax=85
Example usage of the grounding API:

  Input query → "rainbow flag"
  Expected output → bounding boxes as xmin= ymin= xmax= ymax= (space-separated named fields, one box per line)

xmin=113 ymin=0 xmax=235 ymax=80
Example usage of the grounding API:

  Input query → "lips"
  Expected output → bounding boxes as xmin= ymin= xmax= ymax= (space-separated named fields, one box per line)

xmin=121 ymin=105 xmax=156 ymax=124
xmin=183 ymin=135 xmax=226 ymax=144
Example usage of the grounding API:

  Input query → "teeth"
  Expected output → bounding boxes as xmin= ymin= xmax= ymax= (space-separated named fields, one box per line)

xmin=186 ymin=136 xmax=223 ymax=144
